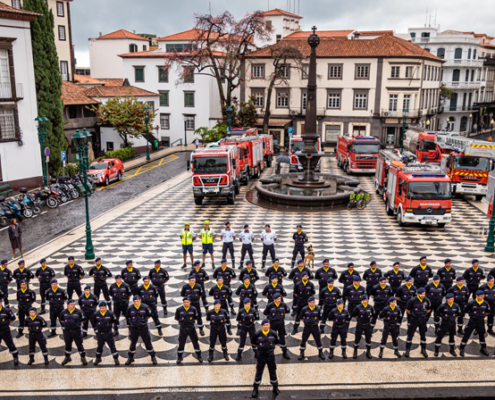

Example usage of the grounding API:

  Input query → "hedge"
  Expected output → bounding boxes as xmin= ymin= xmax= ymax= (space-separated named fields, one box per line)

xmin=104 ymin=147 xmax=136 ymax=161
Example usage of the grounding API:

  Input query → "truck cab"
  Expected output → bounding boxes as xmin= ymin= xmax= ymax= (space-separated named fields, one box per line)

xmin=289 ymin=136 xmax=321 ymax=172
xmin=404 ymin=129 xmax=441 ymax=163
xmin=337 ymin=135 xmax=381 ymax=174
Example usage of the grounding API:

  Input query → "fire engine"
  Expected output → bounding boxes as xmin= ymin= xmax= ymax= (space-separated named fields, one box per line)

xmin=403 ymin=127 xmax=442 ymax=163
xmin=377 ymin=149 xmax=453 ymax=227
xmin=375 ymin=148 xmax=416 ymax=195
xmin=289 ymin=135 xmax=322 ymax=172
xmin=434 ymin=133 xmax=495 ymax=201
xmin=190 ymin=145 xmax=241 ymax=205
xmin=337 ymin=135 xmax=381 ymax=174
xmin=227 ymin=128 xmax=274 ymax=169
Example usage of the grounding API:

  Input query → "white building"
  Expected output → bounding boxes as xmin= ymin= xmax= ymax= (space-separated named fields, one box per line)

xmin=0 ymin=3 xmax=42 ymax=189
xmin=259 ymin=8 xmax=303 ymax=46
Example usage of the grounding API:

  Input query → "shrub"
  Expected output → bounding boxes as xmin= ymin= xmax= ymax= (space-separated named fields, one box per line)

xmin=104 ymin=147 xmax=136 ymax=162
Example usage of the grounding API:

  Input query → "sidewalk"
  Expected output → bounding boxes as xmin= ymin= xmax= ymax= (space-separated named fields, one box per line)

xmin=122 ymin=143 xmax=195 ymax=171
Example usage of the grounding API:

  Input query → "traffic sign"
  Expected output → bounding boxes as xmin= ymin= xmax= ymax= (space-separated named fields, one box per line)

xmin=288 ymin=127 xmax=294 ymax=134
xmin=61 ymin=151 xmax=66 ymax=161
xmin=44 ymin=147 xmax=50 ymax=157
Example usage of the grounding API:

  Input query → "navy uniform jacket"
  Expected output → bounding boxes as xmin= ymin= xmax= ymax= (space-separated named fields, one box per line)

xmin=447 ymin=285 xmax=470 ymax=307
xmin=384 ymin=269 xmax=406 ymax=289
xmin=26 ymin=315 xmax=47 ymax=334
xmin=315 ymin=267 xmax=337 ymax=290
xmin=409 ymin=265 xmax=433 ymax=287
xmin=78 ymin=293 xmax=99 ymax=314
xmin=425 ymin=282 xmax=446 ymax=304
xmin=89 ymin=266 xmax=112 ymax=286
xmin=120 ymin=267 xmax=140 ymax=288
xmin=181 ymin=283 xmax=204 ymax=304
xmin=148 ymin=267 xmax=169 ymax=288
xmin=94 ymin=310 xmax=117 ymax=333
xmin=263 ymin=301 xmax=290 ymax=321
xmin=352 ymin=303 xmax=375 ymax=325
xmin=262 ymin=282 xmax=287 ymax=301
xmin=109 ymin=282 xmax=132 ymax=304
xmin=209 ymin=285 xmax=232 ymax=303
xmin=288 ymin=266 xmax=314 ymax=286
xmin=35 ymin=267 xmax=55 ymax=285
xmin=328 ymin=307 xmax=351 ymax=327
xmin=0 ymin=267 xmax=12 ymax=286
xmin=379 ymin=305 xmax=402 ymax=326
xmin=235 ymin=283 xmax=258 ymax=304
xmin=236 ymin=306 xmax=259 ymax=326
xmin=189 ymin=268 xmax=209 ymax=286
xmin=213 ymin=267 xmax=236 ymax=287
xmin=396 ymin=284 xmax=417 ymax=307
xmin=126 ymin=303 xmax=152 ymax=328
xmin=64 ymin=264 xmax=85 ymax=283
xmin=363 ymin=268 xmax=383 ymax=289
xmin=175 ymin=305 xmax=198 ymax=328
xmin=239 ymin=267 xmax=260 ymax=285
xmin=292 ymin=231 xmax=308 ymax=247
xmin=462 ymin=267 xmax=485 ymax=287
xmin=265 ymin=265 xmax=287 ymax=282
xmin=435 ymin=302 xmax=459 ymax=324
xmin=138 ymin=284 xmax=159 ymax=306
xmin=464 ymin=299 xmax=491 ymax=321
xmin=13 ymin=268 xmax=34 ymax=284
xmin=437 ymin=266 xmax=456 ymax=288
xmin=206 ymin=308 xmax=230 ymax=327
xmin=319 ymin=286 xmax=341 ymax=309
xmin=298 ymin=305 xmax=322 ymax=326
xmin=406 ymin=296 xmax=431 ymax=319
xmin=59 ymin=308 xmax=86 ymax=330
xmin=17 ymin=288 xmax=36 ymax=310
xmin=253 ymin=329 xmax=279 ymax=355
xmin=370 ymin=283 xmax=393 ymax=304
xmin=344 ymin=284 xmax=367 ymax=305
xmin=339 ymin=270 xmax=360 ymax=288
xmin=294 ymin=281 xmax=315 ymax=304
xmin=46 ymin=287 xmax=67 ymax=308
xmin=479 ymin=283 xmax=495 ymax=304
xmin=0 ymin=306 xmax=15 ymax=330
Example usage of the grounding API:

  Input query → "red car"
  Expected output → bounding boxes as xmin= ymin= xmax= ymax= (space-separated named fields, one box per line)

xmin=87 ymin=159 xmax=124 ymax=186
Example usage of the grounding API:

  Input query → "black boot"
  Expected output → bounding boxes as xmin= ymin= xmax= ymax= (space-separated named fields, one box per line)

xmin=208 ymin=350 xmax=214 ymax=362
xmin=318 ymin=349 xmax=325 ymax=360
xmin=113 ymin=328 xmax=119 ymax=337
xmin=261 ymin=262 xmax=265 ymax=269
xmin=236 ymin=327 xmax=240 ymax=336
xmin=328 ymin=348 xmax=334 ymax=359
xmin=82 ymin=331 xmax=88 ymax=338
xmin=291 ymin=309 xmax=296 ymax=317
xmin=421 ymin=344 xmax=428 ymax=358
xmin=282 ymin=348 xmax=290 ymax=359
xmin=163 ymin=306 xmax=168 ymax=316
xmin=13 ymin=357 xmax=18 ymax=366
xmin=176 ymin=353 xmax=183 ymax=364
xmin=196 ymin=351 xmax=203 ymax=363
xmin=460 ymin=346 xmax=465 ymax=357
xmin=450 ymin=345 xmax=457 ymax=357
xmin=40 ymin=307 xmax=46 ymax=315
xmin=434 ymin=325 xmax=439 ymax=335
xmin=199 ymin=327 xmax=205 ymax=336
xmin=253 ymin=348 xmax=258 ymax=359
xmin=353 ymin=347 xmax=358 ymax=359
xmin=211 ymin=263 xmax=215 ymax=269
xmin=235 ymin=350 xmax=242 ymax=361
xmin=157 ymin=327 xmax=163 ymax=336
xmin=125 ymin=354 xmax=134 ymax=365
xmin=223 ymin=349 xmax=229 ymax=361
xmin=62 ymin=355 xmax=71 ymax=365
xmin=480 ymin=345 xmax=489 ymax=356
xmin=114 ymin=356 xmax=120 ymax=365
xmin=81 ymin=354 xmax=88 ymax=365
xmin=272 ymin=385 xmax=280 ymax=396
xmin=251 ymin=386 xmax=259 ymax=398
xmin=44 ymin=355 xmax=49 ymax=365
xmin=487 ymin=326 xmax=495 ymax=335
xmin=16 ymin=330 xmax=23 ymax=339
xmin=394 ymin=349 xmax=402 ymax=358
xmin=227 ymin=327 xmax=232 ymax=336
xmin=94 ymin=356 xmax=102 ymax=366
xmin=230 ymin=307 xmax=236 ymax=316
xmin=298 ymin=350 xmax=305 ymax=360
xmin=366 ymin=346 xmax=372 ymax=359
xmin=434 ymin=346 xmax=439 ymax=357
xmin=458 ymin=326 xmax=464 ymax=335
xmin=27 ymin=355 xmax=34 ymax=366
xmin=48 ymin=330 xmax=57 ymax=338
xmin=404 ymin=345 xmax=411 ymax=358
xmin=201 ymin=263 xmax=205 ymax=269
xmin=378 ymin=348 xmax=384 ymax=358
xmin=151 ymin=355 xmax=158 ymax=365
xmin=181 ymin=263 xmax=186 ymax=269
xmin=291 ymin=324 xmax=298 ymax=335
xmin=342 ymin=348 xmax=347 ymax=359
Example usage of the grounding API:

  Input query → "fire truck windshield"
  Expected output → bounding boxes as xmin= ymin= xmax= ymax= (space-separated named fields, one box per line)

xmin=290 ymin=142 xmax=318 ymax=153
xmin=422 ymin=140 xmax=436 ymax=151
xmin=194 ymin=156 xmax=228 ymax=174
xmin=454 ymin=156 xmax=489 ymax=171
xmin=408 ymin=181 xmax=451 ymax=200
xmin=352 ymin=143 xmax=380 ymax=154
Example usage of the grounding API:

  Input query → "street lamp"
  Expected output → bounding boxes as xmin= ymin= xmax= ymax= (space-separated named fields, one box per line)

xmin=469 ymin=114 xmax=473 ymax=137
xmin=35 ymin=115 xmax=48 ymax=186
xmin=400 ymin=108 xmax=409 ymax=152
xmin=426 ymin=119 xmax=431 ymax=130
xmin=226 ymin=106 xmax=233 ymax=136
xmin=183 ymin=117 xmax=188 ymax=147
xmin=491 ymin=119 xmax=494 ymax=137
xmin=143 ymin=104 xmax=151 ymax=161
xmin=446 ymin=117 xmax=450 ymax=131
xmin=72 ymin=128 xmax=95 ymax=261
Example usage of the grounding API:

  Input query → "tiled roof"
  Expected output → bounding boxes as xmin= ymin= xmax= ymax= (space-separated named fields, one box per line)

xmin=157 ymin=29 xmax=201 ymax=42
xmin=461 ymin=31 xmax=495 ymax=40
xmin=358 ymin=30 xmax=394 ymax=36
xmin=284 ymin=30 xmax=353 ymax=40
xmin=248 ymin=34 xmax=443 ymax=61
xmin=0 ymin=2 xmax=40 ymax=20
xmin=84 ymin=86 xmax=160 ymax=98
xmin=262 ymin=8 xmax=303 ymax=19
xmin=118 ymin=49 xmax=227 ymax=58
xmin=74 ymin=74 xmax=124 ymax=86
xmin=97 ymin=29 xmax=148 ymax=41
xmin=481 ymin=44 xmax=495 ymax=49
xmin=61 ymin=81 xmax=99 ymax=106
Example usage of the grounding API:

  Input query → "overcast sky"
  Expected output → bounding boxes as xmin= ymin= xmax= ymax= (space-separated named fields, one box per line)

xmin=72 ymin=0 xmax=495 ymax=67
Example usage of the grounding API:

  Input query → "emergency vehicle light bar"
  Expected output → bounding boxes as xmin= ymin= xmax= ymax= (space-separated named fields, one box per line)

xmin=411 ymin=174 xmax=446 ymax=178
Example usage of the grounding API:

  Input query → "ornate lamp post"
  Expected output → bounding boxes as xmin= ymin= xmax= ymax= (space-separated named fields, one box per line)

xmin=226 ymin=106 xmax=233 ymax=136
xmin=400 ymin=108 xmax=409 ymax=153
xmin=72 ymin=128 xmax=95 ymax=261
xmin=35 ymin=115 xmax=48 ymax=186
xmin=143 ymin=104 xmax=151 ymax=161
xmin=468 ymin=113 xmax=473 ymax=137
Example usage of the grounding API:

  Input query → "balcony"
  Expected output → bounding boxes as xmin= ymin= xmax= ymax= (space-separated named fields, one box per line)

xmin=443 ymin=59 xmax=484 ymax=68
xmin=411 ymin=36 xmax=479 ymax=44
xmin=439 ymin=105 xmax=477 ymax=113
xmin=295 ymin=108 xmax=328 ymax=117
xmin=444 ymin=81 xmax=484 ymax=90
xmin=0 ymin=83 xmax=23 ymax=100
xmin=380 ymin=109 xmax=420 ymax=118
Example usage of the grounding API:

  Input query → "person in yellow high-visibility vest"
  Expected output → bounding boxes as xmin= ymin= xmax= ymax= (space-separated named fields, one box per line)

xmin=180 ymin=222 xmax=197 ymax=269
xmin=201 ymin=220 xmax=217 ymax=269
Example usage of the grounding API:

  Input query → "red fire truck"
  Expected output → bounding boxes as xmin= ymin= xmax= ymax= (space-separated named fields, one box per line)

xmin=377 ymin=149 xmax=453 ymax=227
xmin=190 ymin=145 xmax=241 ymax=205
xmin=289 ymin=136 xmax=322 ymax=172
xmin=228 ymin=128 xmax=274 ymax=171
xmin=337 ymin=135 xmax=381 ymax=174
xmin=403 ymin=128 xmax=441 ymax=163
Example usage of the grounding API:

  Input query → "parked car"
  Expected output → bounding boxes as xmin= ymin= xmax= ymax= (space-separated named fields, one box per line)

xmin=87 ymin=159 xmax=124 ymax=186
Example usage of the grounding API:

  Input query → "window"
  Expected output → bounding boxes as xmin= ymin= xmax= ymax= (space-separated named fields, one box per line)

xmin=56 ymin=1 xmax=64 ymax=16
xmin=427 ymin=66 xmax=430 ymax=81
xmin=0 ymin=109 xmax=16 ymax=140
xmin=473 ymin=49 xmax=477 ymax=59
xmin=106 ymin=142 xmax=114 ymax=152
xmin=410 ymin=32 xmax=416 ymax=39
xmin=301 ymin=92 xmax=307 ymax=110
xmin=388 ymin=94 xmax=398 ymax=111
xmin=355 ymin=64 xmax=370 ymax=79
xmin=437 ymin=48 xmax=445 ymax=59
xmin=183 ymin=67 xmax=194 ymax=83
xmin=452 ymin=69 xmax=460 ymax=82
xmin=143 ymin=45 xmax=147 ymax=51
xmin=405 ymin=66 xmax=413 ymax=78
xmin=467 ymin=48 xmax=471 ymax=59
xmin=325 ymin=125 xmax=341 ymax=143
xmin=454 ymin=48 xmax=462 ymax=59
xmin=276 ymin=34 xmax=282 ymax=43
xmin=158 ymin=67 xmax=168 ymax=83
xmin=0 ymin=50 xmax=11 ymax=96
xmin=165 ymin=43 xmax=196 ymax=52
xmin=354 ymin=93 xmax=367 ymax=109
xmin=184 ymin=92 xmax=195 ymax=107
xmin=327 ymin=92 xmax=340 ymax=109
xmin=11 ymin=0 xmax=21 ymax=9
xmin=58 ymin=25 xmax=66 ymax=41
xmin=129 ymin=44 xmax=138 ymax=53
xmin=60 ymin=61 xmax=68 ymax=81
xmin=159 ymin=91 xmax=169 ymax=107
xmin=160 ymin=114 xmax=170 ymax=130
xmin=278 ymin=64 xmax=290 ymax=79
xmin=465 ymin=70 xmax=470 ymax=82
xmin=276 ymin=89 xmax=289 ymax=108
xmin=302 ymin=64 xmax=309 ymax=79
xmin=471 ymin=69 xmax=475 ymax=82
xmin=134 ymin=67 xmax=144 ymax=82
xmin=251 ymin=89 xmax=264 ymax=107
xmin=328 ymin=64 xmax=342 ymax=79
xmin=68 ymin=105 xmax=77 ymax=119
xmin=184 ymin=115 xmax=195 ymax=130
xmin=252 ymin=64 xmax=265 ymax=78
xmin=391 ymin=66 xmax=400 ymax=78
xmin=403 ymin=94 xmax=411 ymax=110
xmin=450 ymin=93 xmax=458 ymax=111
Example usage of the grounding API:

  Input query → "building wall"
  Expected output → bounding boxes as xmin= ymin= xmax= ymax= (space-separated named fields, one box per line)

xmin=259 ymin=14 xmax=302 ymax=47
xmin=48 ymin=0 xmax=72 ymax=81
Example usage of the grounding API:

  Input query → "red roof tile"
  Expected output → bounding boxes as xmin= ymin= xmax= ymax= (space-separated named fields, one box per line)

xmin=74 ymin=74 xmax=124 ymax=86
xmin=118 ymin=49 xmax=226 ymax=58
xmin=157 ymin=29 xmax=201 ymax=42
xmin=262 ymin=8 xmax=303 ymax=19
xmin=84 ymin=86 xmax=160 ymax=98
xmin=61 ymin=81 xmax=99 ymax=106
xmin=97 ymin=29 xmax=148 ymax=41
xmin=285 ymin=30 xmax=353 ymax=40
xmin=0 ymin=2 xmax=40 ymax=20
xmin=358 ymin=30 xmax=394 ymax=36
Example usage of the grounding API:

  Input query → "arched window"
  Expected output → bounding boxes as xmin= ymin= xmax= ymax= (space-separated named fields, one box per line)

xmin=467 ymin=49 xmax=471 ymax=59
xmin=449 ymin=94 xmax=458 ymax=111
xmin=452 ymin=69 xmax=460 ymax=82
xmin=473 ymin=49 xmax=477 ymax=59
xmin=454 ymin=48 xmax=462 ymax=59
xmin=447 ymin=116 xmax=456 ymax=131
xmin=437 ymin=48 xmax=445 ymax=59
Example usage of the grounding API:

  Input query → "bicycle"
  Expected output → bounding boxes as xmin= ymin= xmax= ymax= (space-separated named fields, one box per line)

xmin=347 ymin=191 xmax=372 ymax=211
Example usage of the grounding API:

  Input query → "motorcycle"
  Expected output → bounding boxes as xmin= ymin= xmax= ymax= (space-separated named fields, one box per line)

xmin=32 ymin=187 xmax=58 ymax=209
xmin=0 ymin=208 xmax=8 ymax=227
xmin=8 ymin=196 xmax=33 ymax=218
xmin=57 ymin=176 xmax=80 ymax=199
xmin=17 ymin=188 xmax=42 ymax=216
xmin=0 ymin=196 xmax=23 ymax=222
xmin=48 ymin=179 xmax=68 ymax=204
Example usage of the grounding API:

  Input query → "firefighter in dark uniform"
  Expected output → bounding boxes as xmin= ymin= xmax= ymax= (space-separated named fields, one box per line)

xmin=121 ymin=260 xmax=141 ymax=296
xmin=319 ymin=278 xmax=341 ymax=333
xmin=289 ymin=260 xmax=314 ymax=316
xmin=13 ymin=260 xmax=34 ymax=290
xmin=46 ymin=279 xmax=67 ymax=337
xmin=434 ymin=293 xmax=459 ymax=357
xmin=409 ymin=256 xmax=433 ymax=289
xmin=239 ymin=260 xmax=259 ymax=285
xmin=297 ymin=296 xmax=325 ymax=360
xmin=206 ymin=299 xmax=230 ymax=362
xmin=16 ymin=279 xmax=36 ymax=338
xmin=292 ymin=272 xmax=315 ymax=334
xmin=235 ymin=298 xmax=259 ymax=361
xmin=0 ymin=297 xmax=19 ymax=366
xmin=370 ymin=276 xmax=393 ymax=327
xmin=262 ymin=275 xmax=287 ymax=302
xmin=175 ymin=296 xmax=203 ymax=364
xmin=264 ymin=258 xmax=287 ymax=283
xmin=352 ymin=295 xmax=375 ymax=359
xmin=384 ymin=261 xmax=405 ymax=294
xmin=213 ymin=262 xmax=237 ymax=315
xmin=379 ymin=297 xmax=402 ymax=358
xmin=189 ymin=260 xmax=209 ymax=311
xmin=181 ymin=276 xmax=206 ymax=336
xmin=328 ymin=299 xmax=351 ymax=359
xmin=405 ymin=287 xmax=431 ymax=358
xmin=235 ymin=275 xmax=258 ymax=313
xmin=35 ymin=258 xmax=55 ymax=314
xmin=109 ymin=275 xmax=132 ymax=336
xmin=209 ymin=277 xmax=233 ymax=333
xmin=89 ymin=257 xmax=112 ymax=304
xmin=0 ymin=259 xmax=12 ymax=307
xmin=463 ymin=259 xmax=485 ymax=300
xmin=447 ymin=276 xmax=470 ymax=334
xmin=315 ymin=259 xmax=337 ymax=293
xmin=425 ymin=274 xmax=446 ymax=332
xmin=94 ymin=301 xmax=120 ymax=365
xmin=59 ymin=299 xmax=87 ymax=366
xmin=480 ymin=275 xmax=495 ymax=335
xmin=344 ymin=275 xmax=367 ymax=317
xmin=437 ymin=258 xmax=456 ymax=291
xmin=26 ymin=307 xmax=49 ymax=365
xmin=125 ymin=295 xmax=157 ymax=365
xmin=63 ymin=256 xmax=85 ymax=300
xmin=459 ymin=290 xmax=491 ymax=356
xmin=78 ymin=285 xmax=98 ymax=337
xmin=263 ymin=293 xmax=290 ymax=359
xmin=395 ymin=276 xmax=416 ymax=324
xmin=138 ymin=276 xmax=163 ymax=335
xmin=363 ymin=261 xmax=382 ymax=295
xmin=291 ymin=225 xmax=308 ymax=268
xmin=148 ymin=260 xmax=169 ymax=316
xmin=251 ymin=319 xmax=280 ymax=398
xmin=338 ymin=263 xmax=360 ymax=289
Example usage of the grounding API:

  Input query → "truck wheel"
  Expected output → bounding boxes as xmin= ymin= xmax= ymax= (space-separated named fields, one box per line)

xmin=375 ymin=181 xmax=380 ymax=194
xmin=235 ymin=181 xmax=240 ymax=195
xmin=337 ymin=157 xmax=342 ymax=168
xmin=227 ymin=193 xmax=235 ymax=205
xmin=397 ymin=210 xmax=406 ymax=227
xmin=475 ymin=195 xmax=484 ymax=202
xmin=386 ymin=200 xmax=394 ymax=216
xmin=438 ymin=223 xmax=446 ymax=228
xmin=194 ymin=197 xmax=203 ymax=205
xmin=345 ymin=163 xmax=352 ymax=175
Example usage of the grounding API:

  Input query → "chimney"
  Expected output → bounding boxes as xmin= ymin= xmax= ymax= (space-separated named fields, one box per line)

xmin=133 ymin=30 xmax=136 ymax=34
xmin=99 ymin=32 xmax=102 ymax=37
xmin=354 ymin=32 xmax=361 ymax=40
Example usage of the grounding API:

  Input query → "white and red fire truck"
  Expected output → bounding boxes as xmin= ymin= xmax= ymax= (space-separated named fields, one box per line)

xmin=227 ymin=128 xmax=274 ymax=172
xmin=337 ymin=135 xmax=381 ymax=174
xmin=403 ymin=128 xmax=442 ymax=163
xmin=288 ymin=135 xmax=322 ymax=172
xmin=376 ymin=149 xmax=453 ymax=227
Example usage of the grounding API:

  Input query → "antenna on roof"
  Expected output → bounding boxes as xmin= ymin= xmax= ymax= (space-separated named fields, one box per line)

xmin=434 ymin=9 xmax=437 ymax=27
xmin=208 ymin=1 xmax=211 ymax=15
xmin=425 ymin=7 xmax=428 ymax=27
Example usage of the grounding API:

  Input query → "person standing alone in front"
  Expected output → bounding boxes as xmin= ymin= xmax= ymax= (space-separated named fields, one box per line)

xmin=8 ymin=219 xmax=22 ymax=258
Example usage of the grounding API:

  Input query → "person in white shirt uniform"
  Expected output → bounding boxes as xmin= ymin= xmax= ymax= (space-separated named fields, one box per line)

xmin=220 ymin=221 xmax=236 ymax=268
xmin=239 ymin=224 xmax=255 ymax=269
xmin=260 ymin=224 xmax=277 ymax=269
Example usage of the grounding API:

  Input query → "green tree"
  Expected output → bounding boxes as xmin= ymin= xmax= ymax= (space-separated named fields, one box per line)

xmin=88 ymin=96 xmax=156 ymax=148
xmin=23 ymin=0 xmax=66 ymax=176
xmin=195 ymin=124 xmax=226 ymax=143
